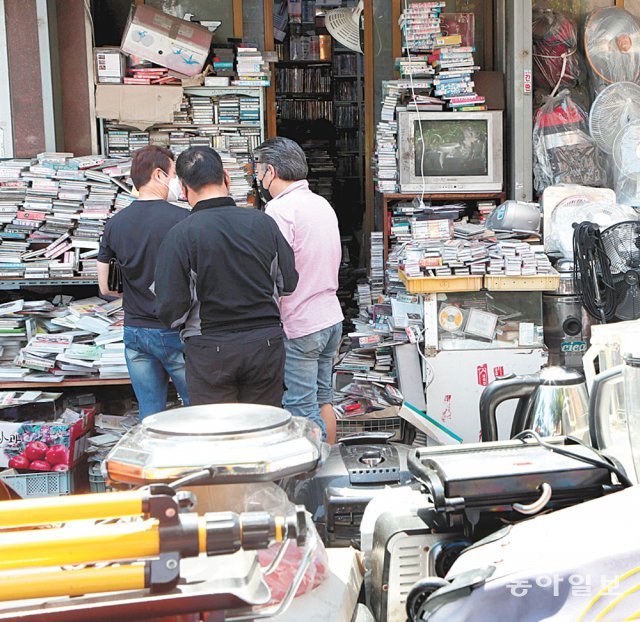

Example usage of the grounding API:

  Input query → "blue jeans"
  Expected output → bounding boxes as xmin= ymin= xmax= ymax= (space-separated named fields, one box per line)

xmin=283 ymin=322 xmax=342 ymax=437
xmin=123 ymin=326 xmax=190 ymax=420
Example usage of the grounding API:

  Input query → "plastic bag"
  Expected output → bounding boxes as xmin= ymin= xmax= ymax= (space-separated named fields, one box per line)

xmin=220 ymin=483 xmax=330 ymax=604
xmin=533 ymin=8 xmax=584 ymax=93
xmin=584 ymin=7 xmax=640 ymax=94
xmin=546 ymin=200 xmax=638 ymax=259
xmin=533 ymin=90 xmax=607 ymax=195
xmin=258 ymin=532 xmax=329 ymax=603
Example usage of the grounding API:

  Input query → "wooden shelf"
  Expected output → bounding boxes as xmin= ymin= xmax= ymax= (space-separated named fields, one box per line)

xmin=276 ymin=60 xmax=332 ymax=66
xmin=380 ymin=190 xmax=506 ymax=263
xmin=0 ymin=378 xmax=132 ymax=389
xmin=277 ymin=93 xmax=332 ymax=99
xmin=382 ymin=192 xmax=505 ymax=201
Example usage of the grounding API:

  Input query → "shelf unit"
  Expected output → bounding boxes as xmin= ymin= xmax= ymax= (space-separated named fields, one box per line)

xmin=381 ymin=191 xmax=507 ymax=263
xmin=99 ymin=86 xmax=266 ymax=207
xmin=0 ymin=378 xmax=132 ymax=390
xmin=332 ymin=45 xmax=365 ymax=233
xmin=0 ymin=278 xmax=99 ymax=291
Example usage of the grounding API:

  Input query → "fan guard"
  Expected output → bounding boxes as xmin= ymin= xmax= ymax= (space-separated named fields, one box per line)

xmin=612 ymin=121 xmax=640 ymax=207
xmin=601 ymin=220 xmax=640 ymax=320
xmin=548 ymin=199 xmax=637 ymax=259
xmin=326 ymin=2 xmax=363 ymax=53
xmin=584 ymin=7 xmax=640 ymax=86
xmin=589 ymin=82 xmax=640 ymax=154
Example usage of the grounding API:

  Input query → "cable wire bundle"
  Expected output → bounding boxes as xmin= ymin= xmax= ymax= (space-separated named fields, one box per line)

xmin=573 ymin=221 xmax=618 ymax=323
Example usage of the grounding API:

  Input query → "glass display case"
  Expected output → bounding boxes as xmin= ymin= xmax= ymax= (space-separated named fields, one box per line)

xmin=434 ymin=291 xmax=544 ymax=350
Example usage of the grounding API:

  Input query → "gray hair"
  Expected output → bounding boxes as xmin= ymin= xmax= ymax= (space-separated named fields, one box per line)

xmin=254 ymin=137 xmax=308 ymax=181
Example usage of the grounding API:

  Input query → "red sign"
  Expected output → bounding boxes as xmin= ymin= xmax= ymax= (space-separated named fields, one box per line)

xmin=494 ymin=366 xmax=505 ymax=378
xmin=477 ymin=363 xmax=489 ymax=386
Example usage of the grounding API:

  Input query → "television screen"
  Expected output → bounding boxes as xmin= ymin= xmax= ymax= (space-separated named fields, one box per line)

xmin=414 ymin=119 xmax=489 ymax=177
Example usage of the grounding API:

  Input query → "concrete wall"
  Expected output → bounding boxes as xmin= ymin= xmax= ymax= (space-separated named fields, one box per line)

xmin=4 ymin=0 xmax=46 ymax=157
xmin=0 ymin=0 xmax=95 ymax=157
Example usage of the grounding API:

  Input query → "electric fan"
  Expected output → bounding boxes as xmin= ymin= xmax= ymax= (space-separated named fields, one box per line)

xmin=612 ymin=120 xmax=640 ymax=207
xmin=325 ymin=0 xmax=363 ymax=53
xmin=547 ymin=198 xmax=637 ymax=259
xmin=589 ymin=82 xmax=640 ymax=154
xmin=584 ymin=7 xmax=640 ymax=91
xmin=601 ymin=220 xmax=640 ymax=320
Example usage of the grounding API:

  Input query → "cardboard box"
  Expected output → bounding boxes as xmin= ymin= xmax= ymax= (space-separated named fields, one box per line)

xmin=120 ymin=5 xmax=213 ymax=77
xmin=95 ymin=84 xmax=183 ymax=130
xmin=0 ymin=408 xmax=95 ymax=470
xmin=94 ymin=47 xmax=126 ymax=84
xmin=96 ymin=84 xmax=182 ymax=130
xmin=0 ymin=392 xmax=63 ymax=422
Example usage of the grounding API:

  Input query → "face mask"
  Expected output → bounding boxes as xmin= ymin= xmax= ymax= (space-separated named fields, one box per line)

xmin=160 ymin=171 xmax=182 ymax=202
xmin=257 ymin=169 xmax=273 ymax=204
xmin=167 ymin=177 xmax=182 ymax=202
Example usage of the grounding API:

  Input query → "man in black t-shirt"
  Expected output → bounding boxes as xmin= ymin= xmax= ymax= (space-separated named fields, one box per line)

xmin=97 ymin=146 xmax=190 ymax=419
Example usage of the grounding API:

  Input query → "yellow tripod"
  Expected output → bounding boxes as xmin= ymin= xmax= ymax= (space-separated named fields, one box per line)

xmin=0 ymin=484 xmax=305 ymax=603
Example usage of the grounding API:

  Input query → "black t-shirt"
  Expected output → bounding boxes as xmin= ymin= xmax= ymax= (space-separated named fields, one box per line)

xmin=98 ymin=199 xmax=189 ymax=328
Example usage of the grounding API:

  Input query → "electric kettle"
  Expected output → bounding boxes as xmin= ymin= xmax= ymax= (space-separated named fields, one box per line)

xmin=479 ymin=366 xmax=591 ymax=443
xmin=589 ymin=353 xmax=640 ymax=483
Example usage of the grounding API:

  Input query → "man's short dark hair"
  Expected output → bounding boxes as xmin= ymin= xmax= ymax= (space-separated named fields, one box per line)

xmin=176 ymin=146 xmax=225 ymax=191
xmin=254 ymin=137 xmax=308 ymax=181
xmin=131 ymin=145 xmax=174 ymax=190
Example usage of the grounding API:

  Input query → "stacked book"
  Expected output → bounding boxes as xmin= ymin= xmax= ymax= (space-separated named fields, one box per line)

xmin=106 ymin=129 xmax=134 ymax=157
xmin=218 ymin=95 xmax=241 ymax=125
xmin=488 ymin=242 xmax=554 ymax=277
xmin=370 ymin=232 xmax=385 ymax=301
xmin=219 ymin=152 xmax=252 ymax=207
xmin=0 ymin=153 xmax=137 ymax=280
xmin=212 ymin=48 xmax=235 ymax=80
xmin=190 ymin=96 xmax=216 ymax=125
xmin=374 ymin=81 xmax=402 ymax=193
xmin=0 ymin=296 xmax=129 ymax=382
xmin=400 ymin=2 xmax=445 ymax=52
xmin=476 ymin=200 xmax=497 ymax=223
xmin=333 ymin=281 xmax=411 ymax=420
xmin=429 ymin=36 xmax=485 ymax=110
xmin=0 ymin=161 xmax=29 ymax=232
xmin=234 ymin=47 xmax=271 ymax=87
xmin=124 ymin=66 xmax=180 ymax=85
xmin=395 ymin=235 xmax=554 ymax=279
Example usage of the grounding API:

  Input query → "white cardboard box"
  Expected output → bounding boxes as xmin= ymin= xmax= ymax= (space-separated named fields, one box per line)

xmin=424 ymin=348 xmax=547 ymax=443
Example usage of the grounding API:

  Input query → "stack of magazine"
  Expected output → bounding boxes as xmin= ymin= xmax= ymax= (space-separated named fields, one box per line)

xmin=0 ymin=296 xmax=129 ymax=382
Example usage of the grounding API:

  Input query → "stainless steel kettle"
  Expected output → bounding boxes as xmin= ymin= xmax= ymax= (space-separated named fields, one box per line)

xmin=479 ymin=366 xmax=591 ymax=443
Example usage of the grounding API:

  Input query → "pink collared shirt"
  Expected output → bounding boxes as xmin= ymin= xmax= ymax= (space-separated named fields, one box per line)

xmin=265 ymin=180 xmax=343 ymax=339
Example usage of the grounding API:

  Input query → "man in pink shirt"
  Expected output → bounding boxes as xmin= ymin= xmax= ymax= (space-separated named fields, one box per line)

xmin=255 ymin=137 xmax=343 ymax=443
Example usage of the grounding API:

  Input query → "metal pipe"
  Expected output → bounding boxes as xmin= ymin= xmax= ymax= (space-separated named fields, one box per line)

xmin=0 ymin=564 xmax=146 ymax=602
xmin=0 ymin=521 xmax=159 ymax=570
xmin=0 ymin=491 xmax=144 ymax=528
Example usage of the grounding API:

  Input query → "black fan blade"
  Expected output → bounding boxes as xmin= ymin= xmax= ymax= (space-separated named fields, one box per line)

xmin=615 ymin=281 xmax=640 ymax=321
xmin=601 ymin=221 xmax=640 ymax=274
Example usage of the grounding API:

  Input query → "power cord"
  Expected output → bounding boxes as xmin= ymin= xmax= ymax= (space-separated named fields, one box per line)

xmin=403 ymin=0 xmax=427 ymax=205
xmin=572 ymin=221 xmax=617 ymax=323
xmin=512 ymin=430 xmax=633 ymax=488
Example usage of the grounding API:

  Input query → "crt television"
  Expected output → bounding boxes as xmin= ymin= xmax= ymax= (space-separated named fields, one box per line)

xmin=397 ymin=110 xmax=503 ymax=193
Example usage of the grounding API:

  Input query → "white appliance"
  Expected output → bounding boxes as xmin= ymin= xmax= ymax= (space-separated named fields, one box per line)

xmin=424 ymin=348 xmax=547 ymax=444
